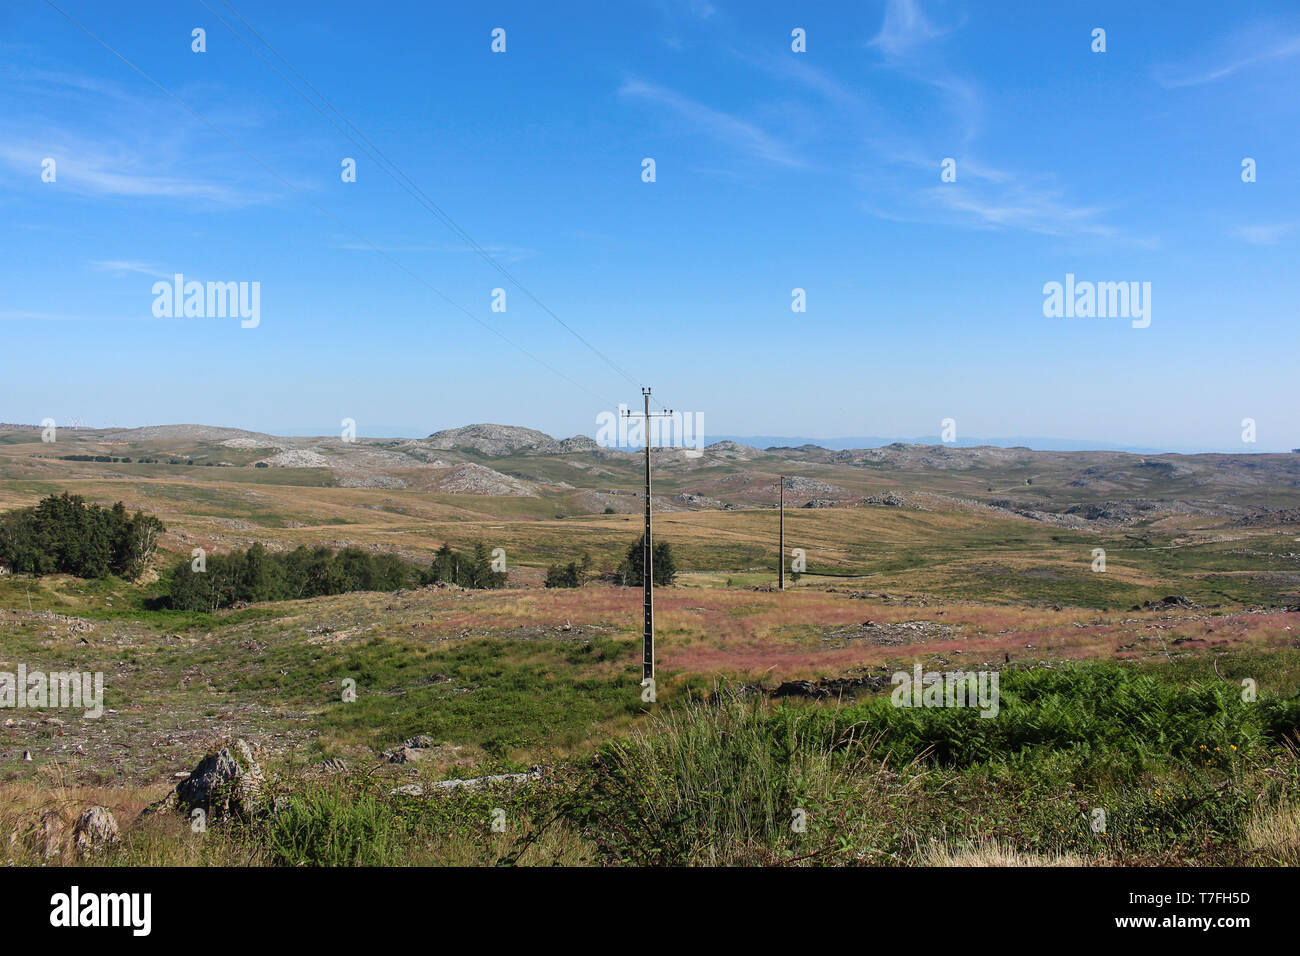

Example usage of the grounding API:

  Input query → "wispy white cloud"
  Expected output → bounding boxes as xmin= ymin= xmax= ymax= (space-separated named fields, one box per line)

xmin=867 ymin=0 xmax=951 ymax=60
xmin=0 ymin=58 xmax=279 ymax=205
xmin=865 ymin=0 xmax=979 ymax=143
xmin=652 ymin=0 xmax=719 ymax=49
xmin=923 ymin=184 xmax=1114 ymax=238
xmin=861 ymin=174 xmax=1155 ymax=247
xmin=956 ymin=158 xmax=1013 ymax=184
xmin=335 ymin=239 xmax=540 ymax=263
xmin=1154 ymin=29 xmax=1300 ymax=88
xmin=854 ymin=1 xmax=1143 ymax=241
xmin=865 ymin=146 xmax=1011 ymax=185
xmin=1230 ymin=222 xmax=1296 ymax=245
xmin=618 ymin=77 xmax=806 ymax=168
xmin=740 ymin=50 xmax=866 ymax=112
xmin=0 ymin=140 xmax=257 ymax=202
xmin=91 ymin=260 xmax=171 ymax=280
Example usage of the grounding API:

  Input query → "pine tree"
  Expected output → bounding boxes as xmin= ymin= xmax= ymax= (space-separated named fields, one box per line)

xmin=619 ymin=536 xmax=677 ymax=586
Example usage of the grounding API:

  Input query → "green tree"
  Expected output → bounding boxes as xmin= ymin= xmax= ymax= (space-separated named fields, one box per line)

xmin=467 ymin=541 xmax=508 ymax=589
xmin=427 ymin=541 xmax=506 ymax=589
xmin=619 ymin=536 xmax=677 ymax=586
xmin=238 ymin=542 xmax=279 ymax=602
xmin=545 ymin=562 xmax=581 ymax=588
xmin=430 ymin=543 xmax=458 ymax=584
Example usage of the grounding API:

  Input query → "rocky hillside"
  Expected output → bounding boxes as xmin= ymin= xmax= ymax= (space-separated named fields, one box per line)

xmin=424 ymin=424 xmax=596 ymax=456
xmin=6 ymin=421 xmax=1300 ymax=528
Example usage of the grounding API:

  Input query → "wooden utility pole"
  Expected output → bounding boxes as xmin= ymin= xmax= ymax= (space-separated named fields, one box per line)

xmin=623 ymin=388 xmax=674 ymax=684
xmin=779 ymin=475 xmax=785 ymax=590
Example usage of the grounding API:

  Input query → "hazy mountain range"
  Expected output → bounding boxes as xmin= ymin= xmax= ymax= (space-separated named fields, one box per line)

xmin=235 ymin=428 xmax=1300 ymax=456
xmin=8 ymin=420 xmax=1292 ymax=455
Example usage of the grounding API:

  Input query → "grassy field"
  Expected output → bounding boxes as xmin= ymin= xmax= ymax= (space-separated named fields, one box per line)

xmin=2 ymin=429 xmax=1298 ymax=865
xmin=5 ymin=661 xmax=1299 ymax=867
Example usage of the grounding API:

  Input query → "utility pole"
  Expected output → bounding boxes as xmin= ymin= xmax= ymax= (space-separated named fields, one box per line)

xmin=779 ymin=475 xmax=785 ymax=591
xmin=623 ymin=388 xmax=674 ymax=685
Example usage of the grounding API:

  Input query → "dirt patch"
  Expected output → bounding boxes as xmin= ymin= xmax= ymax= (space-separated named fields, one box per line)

xmin=822 ymin=619 xmax=960 ymax=648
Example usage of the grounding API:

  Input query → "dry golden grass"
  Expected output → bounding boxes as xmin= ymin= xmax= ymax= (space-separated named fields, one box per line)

xmin=1245 ymin=802 xmax=1300 ymax=865
xmin=0 ymin=777 xmax=180 ymax=865
xmin=918 ymin=837 xmax=1095 ymax=867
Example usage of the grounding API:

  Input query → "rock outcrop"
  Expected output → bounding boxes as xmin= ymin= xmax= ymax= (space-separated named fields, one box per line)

xmin=149 ymin=739 xmax=268 ymax=823
xmin=435 ymin=463 xmax=537 ymax=496
xmin=74 ymin=806 xmax=121 ymax=857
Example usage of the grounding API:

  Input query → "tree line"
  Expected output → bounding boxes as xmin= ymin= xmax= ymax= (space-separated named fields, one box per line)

xmin=546 ymin=536 xmax=676 ymax=588
xmin=0 ymin=493 xmax=163 ymax=580
xmin=164 ymin=541 xmax=508 ymax=612
xmin=0 ymin=493 xmax=678 ymax=602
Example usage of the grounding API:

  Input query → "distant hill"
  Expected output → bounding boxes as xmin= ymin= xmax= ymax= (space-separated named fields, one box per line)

xmin=4 ymin=420 xmax=1291 ymax=456
xmin=101 ymin=424 xmax=278 ymax=443
xmin=710 ymin=435 xmax=1259 ymax=455
xmin=4 ymin=420 xmax=1300 ymax=527
xmin=424 ymin=423 xmax=597 ymax=456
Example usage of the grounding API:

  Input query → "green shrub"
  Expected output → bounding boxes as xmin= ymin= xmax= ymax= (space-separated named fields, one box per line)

xmin=258 ymin=785 xmax=410 ymax=866
xmin=808 ymin=664 xmax=1300 ymax=772
xmin=574 ymin=692 xmax=867 ymax=865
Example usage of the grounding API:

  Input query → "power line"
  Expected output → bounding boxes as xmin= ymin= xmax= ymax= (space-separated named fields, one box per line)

xmin=623 ymin=388 xmax=676 ymax=685
xmin=779 ymin=475 xmax=786 ymax=590
xmin=200 ymin=0 xmax=663 ymax=410
xmin=42 ymin=0 xmax=617 ymax=410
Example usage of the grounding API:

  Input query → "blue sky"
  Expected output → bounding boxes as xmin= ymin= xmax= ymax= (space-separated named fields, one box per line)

xmin=1 ymin=0 xmax=1297 ymax=451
